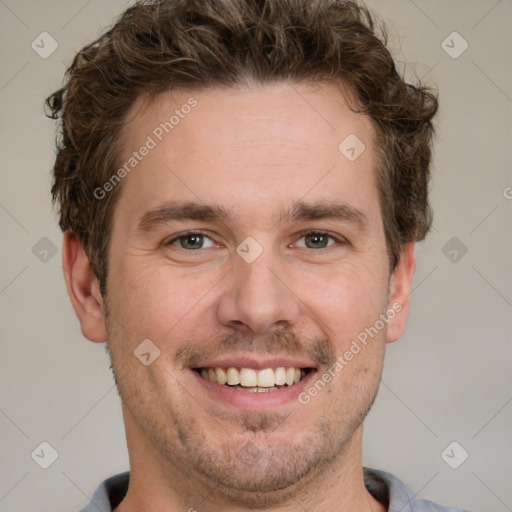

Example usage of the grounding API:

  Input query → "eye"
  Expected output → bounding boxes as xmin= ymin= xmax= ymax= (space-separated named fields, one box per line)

xmin=165 ymin=232 xmax=216 ymax=250
xmin=294 ymin=231 xmax=344 ymax=249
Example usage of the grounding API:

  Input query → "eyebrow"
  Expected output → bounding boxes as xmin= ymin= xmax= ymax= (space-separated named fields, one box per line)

xmin=137 ymin=199 xmax=368 ymax=233
xmin=137 ymin=201 xmax=233 ymax=233
xmin=286 ymin=201 xmax=368 ymax=231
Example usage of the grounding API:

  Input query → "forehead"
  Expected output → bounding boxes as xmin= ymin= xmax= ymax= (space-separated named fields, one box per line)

xmin=115 ymin=81 xmax=379 ymax=231
xmin=127 ymin=81 xmax=373 ymax=154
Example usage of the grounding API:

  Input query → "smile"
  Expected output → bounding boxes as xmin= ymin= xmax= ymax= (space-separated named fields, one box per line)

xmin=195 ymin=366 xmax=311 ymax=392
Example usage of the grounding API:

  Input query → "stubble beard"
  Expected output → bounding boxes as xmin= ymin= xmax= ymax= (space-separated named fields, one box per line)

xmin=104 ymin=304 xmax=385 ymax=508
xmin=113 ymin=359 xmax=382 ymax=508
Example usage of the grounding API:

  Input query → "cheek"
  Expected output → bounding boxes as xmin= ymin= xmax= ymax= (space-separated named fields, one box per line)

xmin=109 ymin=259 xmax=224 ymax=344
xmin=299 ymin=261 xmax=389 ymax=343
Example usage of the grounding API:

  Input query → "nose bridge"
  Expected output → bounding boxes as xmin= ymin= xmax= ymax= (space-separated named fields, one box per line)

xmin=237 ymin=251 xmax=279 ymax=301
xmin=216 ymin=241 xmax=300 ymax=334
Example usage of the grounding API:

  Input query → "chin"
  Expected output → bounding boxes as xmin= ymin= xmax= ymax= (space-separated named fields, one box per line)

xmin=175 ymin=417 xmax=346 ymax=508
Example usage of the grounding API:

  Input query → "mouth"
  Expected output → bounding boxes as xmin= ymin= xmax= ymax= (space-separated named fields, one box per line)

xmin=194 ymin=366 xmax=313 ymax=393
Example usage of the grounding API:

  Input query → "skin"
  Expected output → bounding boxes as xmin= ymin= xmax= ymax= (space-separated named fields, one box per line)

xmin=63 ymin=81 xmax=415 ymax=512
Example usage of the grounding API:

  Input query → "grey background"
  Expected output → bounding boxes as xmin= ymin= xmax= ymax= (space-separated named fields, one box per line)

xmin=0 ymin=1 xmax=511 ymax=511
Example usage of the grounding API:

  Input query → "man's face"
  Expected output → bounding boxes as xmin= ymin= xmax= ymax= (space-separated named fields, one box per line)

xmin=102 ymin=82 xmax=402 ymax=501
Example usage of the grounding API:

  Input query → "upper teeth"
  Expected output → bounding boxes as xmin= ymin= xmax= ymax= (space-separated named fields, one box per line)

xmin=200 ymin=367 xmax=303 ymax=387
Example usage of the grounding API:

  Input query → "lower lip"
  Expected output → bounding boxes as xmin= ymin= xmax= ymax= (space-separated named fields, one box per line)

xmin=189 ymin=369 xmax=317 ymax=411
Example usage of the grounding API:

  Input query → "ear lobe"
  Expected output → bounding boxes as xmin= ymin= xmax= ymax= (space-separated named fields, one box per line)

xmin=62 ymin=231 xmax=107 ymax=343
xmin=386 ymin=242 xmax=416 ymax=344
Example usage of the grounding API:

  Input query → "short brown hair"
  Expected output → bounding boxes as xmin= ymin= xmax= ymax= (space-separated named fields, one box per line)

xmin=47 ymin=0 xmax=438 ymax=293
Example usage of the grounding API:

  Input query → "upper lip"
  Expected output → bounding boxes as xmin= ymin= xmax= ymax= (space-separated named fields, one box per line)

xmin=191 ymin=356 xmax=317 ymax=371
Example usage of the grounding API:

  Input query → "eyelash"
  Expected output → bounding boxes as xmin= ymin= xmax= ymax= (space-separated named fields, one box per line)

xmin=295 ymin=230 xmax=347 ymax=249
xmin=164 ymin=230 xmax=346 ymax=250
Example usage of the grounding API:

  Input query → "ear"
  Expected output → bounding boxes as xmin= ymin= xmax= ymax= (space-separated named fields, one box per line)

xmin=386 ymin=242 xmax=416 ymax=343
xmin=62 ymin=231 xmax=107 ymax=342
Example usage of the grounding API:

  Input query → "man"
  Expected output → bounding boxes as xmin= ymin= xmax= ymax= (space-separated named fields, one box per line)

xmin=47 ymin=0 xmax=470 ymax=510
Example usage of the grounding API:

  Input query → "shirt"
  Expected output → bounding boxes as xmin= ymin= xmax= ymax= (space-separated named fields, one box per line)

xmin=78 ymin=468 xmax=473 ymax=511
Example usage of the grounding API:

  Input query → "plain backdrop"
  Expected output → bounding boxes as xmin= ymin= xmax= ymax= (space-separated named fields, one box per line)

xmin=1 ymin=1 xmax=511 ymax=511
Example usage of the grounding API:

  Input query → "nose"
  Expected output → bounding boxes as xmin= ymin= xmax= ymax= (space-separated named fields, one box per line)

xmin=216 ymin=249 xmax=301 ymax=335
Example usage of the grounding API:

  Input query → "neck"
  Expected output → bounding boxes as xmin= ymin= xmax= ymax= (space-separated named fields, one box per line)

xmin=115 ymin=406 xmax=385 ymax=512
